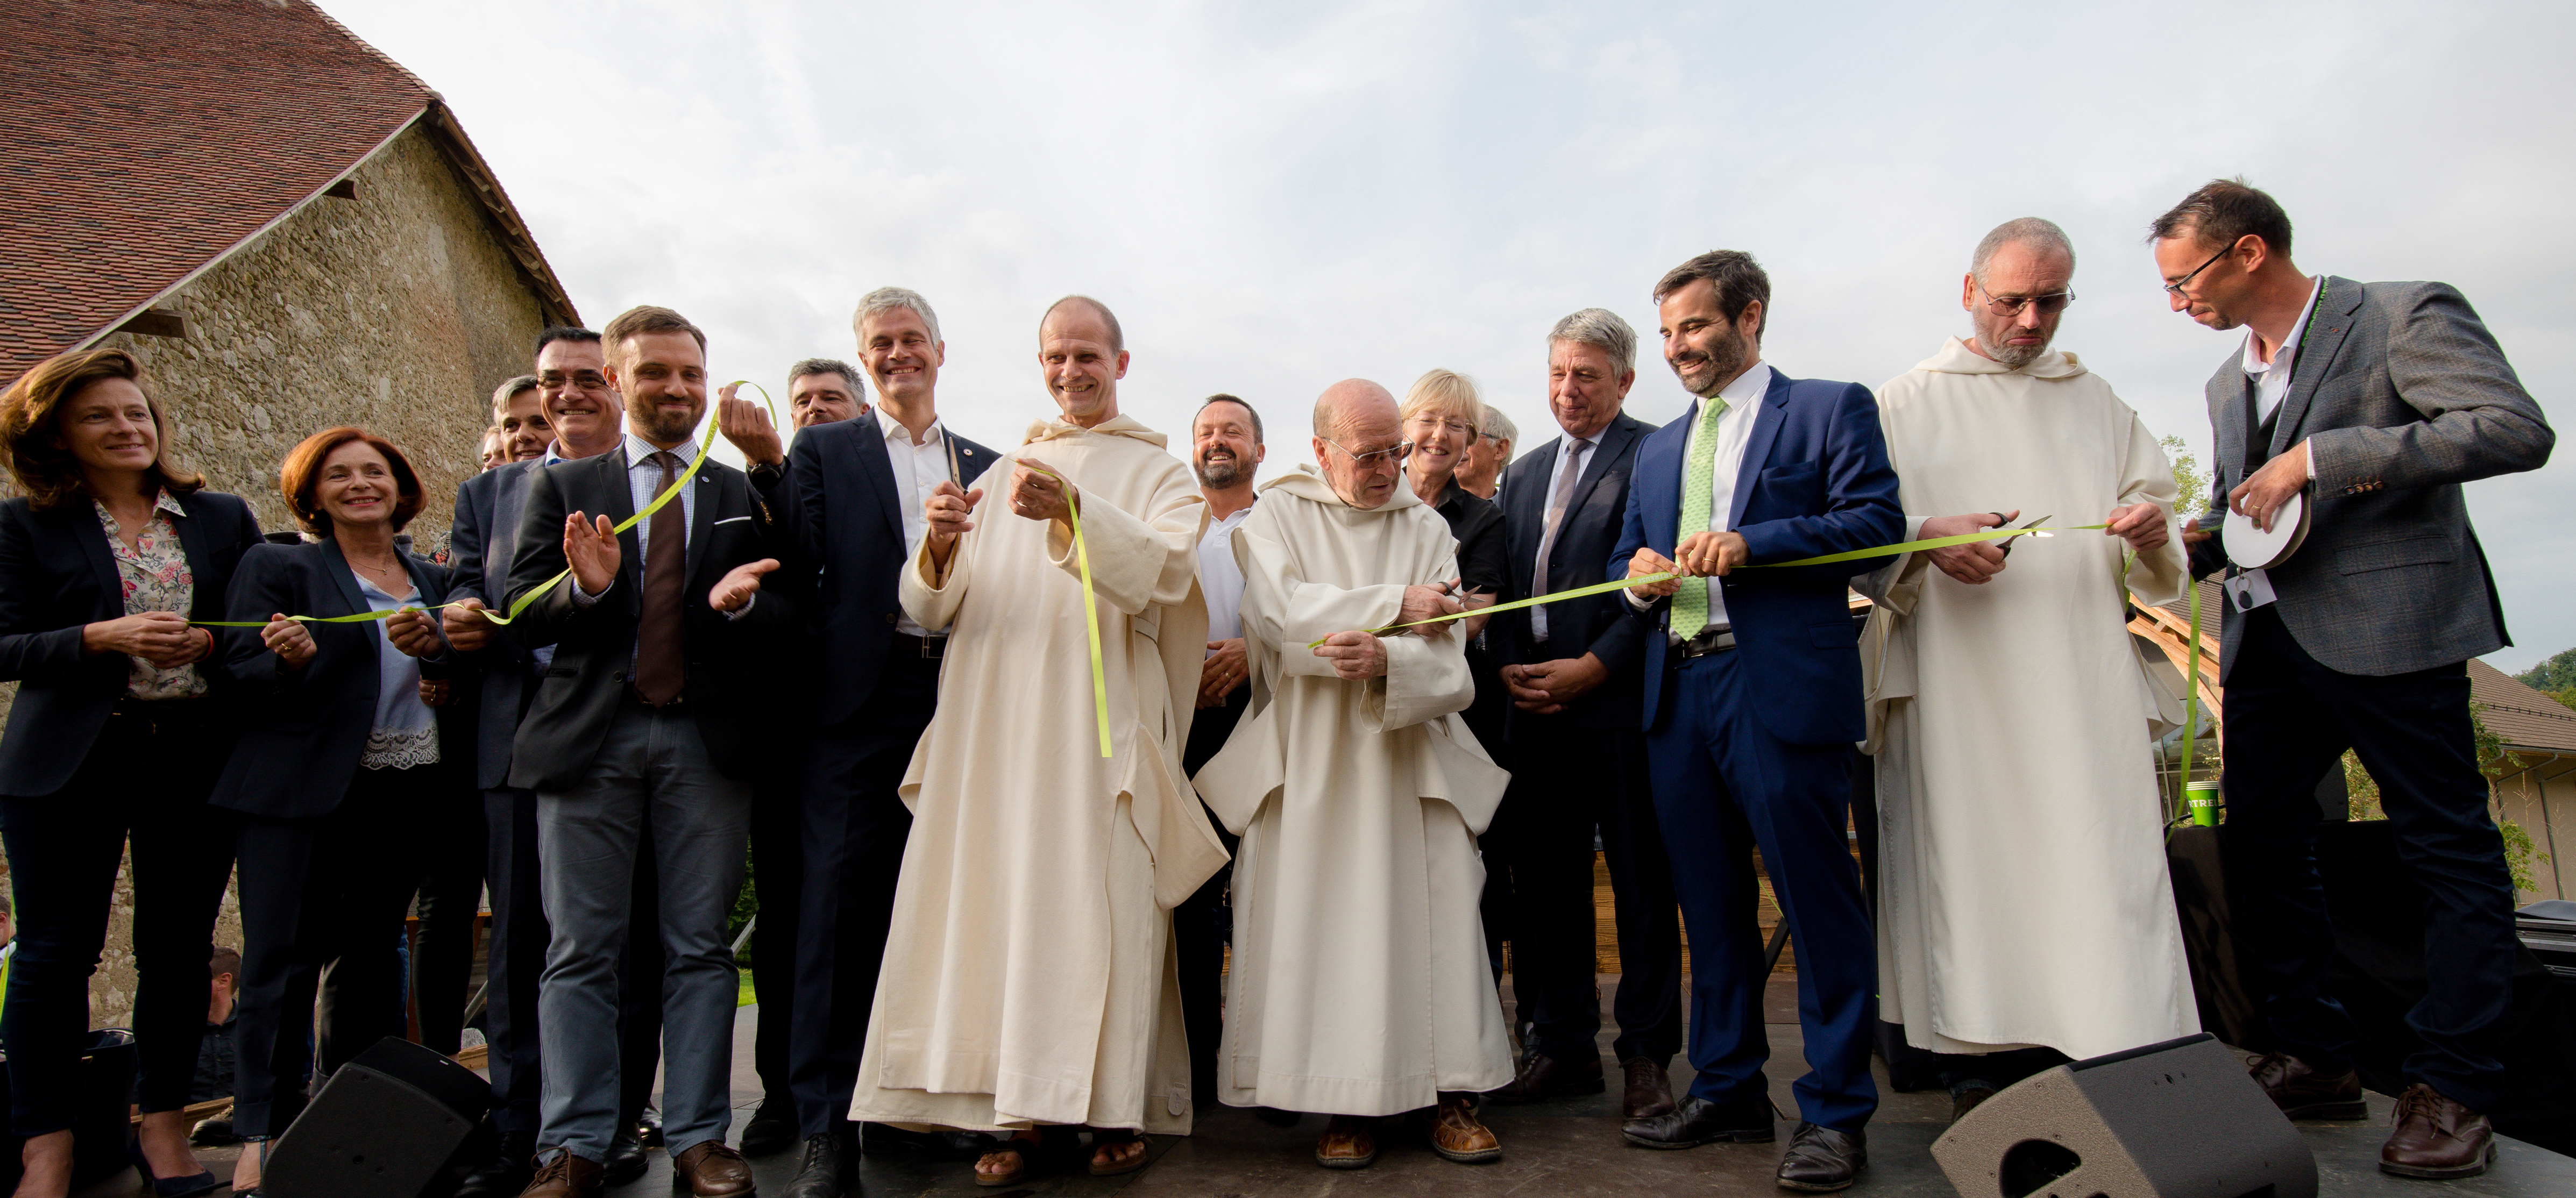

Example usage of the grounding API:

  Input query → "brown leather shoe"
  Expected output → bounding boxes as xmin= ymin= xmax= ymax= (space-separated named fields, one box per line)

xmin=2246 ymin=1051 xmax=2368 ymax=1119
xmin=2381 ymin=1084 xmax=2495 ymax=1179
xmin=1314 ymin=1115 xmax=1377 ymax=1169
xmin=672 ymin=1140 xmax=756 ymax=1196
xmin=516 ymin=1150 xmax=602 ymax=1198
xmin=1486 ymin=1051 xmax=1605 ymax=1102
xmin=1621 ymin=1057 xmax=1677 ymax=1119
xmin=1429 ymin=1096 xmax=1502 ymax=1164
xmin=1949 ymin=1085 xmax=1998 ymax=1122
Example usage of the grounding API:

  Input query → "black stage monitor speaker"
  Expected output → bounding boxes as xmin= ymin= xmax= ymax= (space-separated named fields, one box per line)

xmin=264 ymin=1036 xmax=494 ymax=1198
xmin=1931 ymin=1033 xmax=2316 ymax=1198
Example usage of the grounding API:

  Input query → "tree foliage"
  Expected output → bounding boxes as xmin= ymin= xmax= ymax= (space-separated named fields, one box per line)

xmin=2515 ymin=645 xmax=2576 ymax=695
xmin=2161 ymin=434 xmax=2211 ymax=516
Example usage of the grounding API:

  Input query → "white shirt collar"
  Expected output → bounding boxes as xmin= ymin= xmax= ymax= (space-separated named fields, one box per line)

xmin=1715 ymin=361 xmax=1773 ymax=410
xmin=882 ymin=414 xmax=943 ymax=447
xmin=623 ymin=431 xmax=689 ymax=466
xmin=2241 ymin=276 xmax=2325 ymax=377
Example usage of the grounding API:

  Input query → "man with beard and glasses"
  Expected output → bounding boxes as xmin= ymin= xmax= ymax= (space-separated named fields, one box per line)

xmin=1177 ymin=393 xmax=1266 ymax=1110
xmin=505 ymin=306 xmax=795 ymax=1198
xmin=773 ymin=288 xmax=996 ymax=1198
xmin=1853 ymin=218 xmax=2195 ymax=1123
xmin=1612 ymin=251 xmax=1901 ymax=1192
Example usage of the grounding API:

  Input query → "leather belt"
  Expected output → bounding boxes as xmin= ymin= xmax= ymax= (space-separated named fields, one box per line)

xmin=1670 ymin=627 xmax=1737 ymax=659
xmin=894 ymin=631 xmax=947 ymax=660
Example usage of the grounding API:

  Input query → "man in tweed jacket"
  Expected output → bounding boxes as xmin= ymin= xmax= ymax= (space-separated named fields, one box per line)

xmin=2152 ymin=178 xmax=2552 ymax=1181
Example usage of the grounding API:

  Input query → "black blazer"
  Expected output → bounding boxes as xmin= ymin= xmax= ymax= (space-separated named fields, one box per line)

xmin=446 ymin=459 xmax=543 ymax=790
xmin=502 ymin=445 xmax=793 ymax=791
xmin=0 ymin=491 xmax=262 ymax=797
xmin=1494 ymin=411 xmax=1656 ymax=732
xmin=784 ymin=414 xmax=995 ymax=728
xmin=208 ymin=538 xmax=460 ymax=819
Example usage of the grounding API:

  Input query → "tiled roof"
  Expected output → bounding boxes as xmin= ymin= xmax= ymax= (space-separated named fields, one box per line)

xmin=0 ymin=0 xmax=557 ymax=383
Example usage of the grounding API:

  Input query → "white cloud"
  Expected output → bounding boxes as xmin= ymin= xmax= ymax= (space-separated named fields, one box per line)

xmin=325 ymin=0 xmax=2576 ymax=671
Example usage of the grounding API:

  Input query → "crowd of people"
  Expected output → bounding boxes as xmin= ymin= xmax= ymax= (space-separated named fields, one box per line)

xmin=0 ymin=176 xmax=2553 ymax=1198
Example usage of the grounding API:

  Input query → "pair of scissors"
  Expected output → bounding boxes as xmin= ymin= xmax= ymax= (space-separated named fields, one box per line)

xmin=1988 ymin=512 xmax=2052 ymax=559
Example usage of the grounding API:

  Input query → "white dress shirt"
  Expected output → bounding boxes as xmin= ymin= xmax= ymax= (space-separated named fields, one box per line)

xmin=2240 ymin=276 xmax=2325 ymax=480
xmin=881 ymin=416 xmax=955 ymax=637
xmin=1529 ymin=434 xmax=1594 ymax=643
xmin=1197 ymin=501 xmax=1257 ymax=647
xmin=1630 ymin=362 xmax=1771 ymax=634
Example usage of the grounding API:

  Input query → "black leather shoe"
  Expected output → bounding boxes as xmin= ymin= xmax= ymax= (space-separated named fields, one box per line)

xmin=1487 ymin=1052 xmax=1606 ymax=1102
xmin=1776 ymin=1122 xmax=1866 ymax=1193
xmin=453 ymin=1133 xmax=533 ymax=1198
xmin=739 ymin=1097 xmax=798 ymax=1157
xmin=779 ymin=1130 xmax=857 ymax=1197
xmin=1621 ymin=1094 xmax=1776 ymax=1149
xmin=857 ymin=1121 xmax=987 ymax=1160
xmin=601 ymin=1129 xmax=649 ymax=1187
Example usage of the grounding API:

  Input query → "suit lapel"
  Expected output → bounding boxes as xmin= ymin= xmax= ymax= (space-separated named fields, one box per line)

xmin=604 ymin=447 xmax=644 ymax=596
xmin=489 ymin=460 xmax=536 ymax=598
xmin=67 ymin=502 xmax=123 ymax=617
xmin=319 ymin=537 xmax=369 ymax=617
xmin=1727 ymin=372 xmax=1791 ymax=530
xmin=685 ymin=463 xmax=718 ymax=584
xmin=164 ymin=495 xmax=218 ymax=621
xmin=2271 ymin=276 xmax=2363 ymax=459
xmin=1567 ymin=415 xmax=1638 ymax=515
xmin=856 ymin=412 xmax=905 ymax=545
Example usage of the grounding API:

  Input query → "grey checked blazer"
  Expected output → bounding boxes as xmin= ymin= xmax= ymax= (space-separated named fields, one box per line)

xmin=2188 ymin=276 xmax=2552 ymax=679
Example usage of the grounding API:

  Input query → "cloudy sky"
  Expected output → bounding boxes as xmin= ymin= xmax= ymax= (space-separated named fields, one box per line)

xmin=325 ymin=0 xmax=2574 ymax=673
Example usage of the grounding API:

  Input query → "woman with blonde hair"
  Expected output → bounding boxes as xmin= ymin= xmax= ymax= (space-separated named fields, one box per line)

xmin=1397 ymin=370 xmax=1510 ymax=757
xmin=0 ymin=348 xmax=261 ymax=1198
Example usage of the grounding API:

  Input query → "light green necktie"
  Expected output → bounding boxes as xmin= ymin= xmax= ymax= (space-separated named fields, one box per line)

xmin=1670 ymin=395 xmax=1729 ymax=640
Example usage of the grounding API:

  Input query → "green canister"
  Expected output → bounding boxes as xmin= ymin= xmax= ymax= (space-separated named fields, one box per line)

xmin=2186 ymin=780 xmax=2223 ymax=826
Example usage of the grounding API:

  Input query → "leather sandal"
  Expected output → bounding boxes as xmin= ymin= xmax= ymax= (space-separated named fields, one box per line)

xmin=974 ymin=1133 xmax=1038 ymax=1188
xmin=1088 ymin=1128 xmax=1150 ymax=1177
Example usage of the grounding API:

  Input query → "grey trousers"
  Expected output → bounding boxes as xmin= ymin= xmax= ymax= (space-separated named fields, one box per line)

xmin=535 ymin=703 xmax=751 ymax=1161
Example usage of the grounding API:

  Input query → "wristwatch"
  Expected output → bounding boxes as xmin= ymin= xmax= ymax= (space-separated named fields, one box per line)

xmin=747 ymin=460 xmax=785 ymax=488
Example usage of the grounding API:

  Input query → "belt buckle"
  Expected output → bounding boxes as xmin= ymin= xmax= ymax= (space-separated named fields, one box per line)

xmin=919 ymin=634 xmax=946 ymax=660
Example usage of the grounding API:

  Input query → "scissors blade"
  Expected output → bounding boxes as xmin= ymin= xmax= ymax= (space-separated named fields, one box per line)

xmin=1997 ymin=514 xmax=2052 ymax=558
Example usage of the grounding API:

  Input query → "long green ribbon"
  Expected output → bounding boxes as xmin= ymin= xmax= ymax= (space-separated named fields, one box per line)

xmin=1013 ymin=462 xmax=1113 ymax=759
xmin=1314 ymin=523 xmax=2103 ymax=645
xmin=194 ymin=386 xmax=745 ymax=628
xmin=2175 ymin=576 xmax=2206 ymax=818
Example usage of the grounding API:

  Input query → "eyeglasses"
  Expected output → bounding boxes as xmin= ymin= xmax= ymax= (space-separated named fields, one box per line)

xmin=1321 ymin=437 xmax=1413 ymax=468
xmin=1977 ymin=284 xmax=2076 ymax=317
xmin=1408 ymin=417 xmax=1475 ymax=438
xmin=2161 ymin=244 xmax=2233 ymax=298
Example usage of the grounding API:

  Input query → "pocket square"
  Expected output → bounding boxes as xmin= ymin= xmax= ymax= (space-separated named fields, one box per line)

xmin=713 ymin=515 xmax=751 ymax=526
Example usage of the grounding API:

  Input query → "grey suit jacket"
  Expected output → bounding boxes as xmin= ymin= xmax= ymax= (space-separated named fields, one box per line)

xmin=446 ymin=458 xmax=542 ymax=789
xmin=2189 ymin=276 xmax=2552 ymax=678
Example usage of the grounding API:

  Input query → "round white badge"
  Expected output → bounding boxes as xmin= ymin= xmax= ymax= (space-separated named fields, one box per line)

xmin=2225 ymin=489 xmax=2310 ymax=569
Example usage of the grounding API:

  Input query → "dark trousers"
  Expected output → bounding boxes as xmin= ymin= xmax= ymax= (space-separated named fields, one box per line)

xmin=786 ymin=653 xmax=936 ymax=1138
xmin=232 ymin=765 xmax=437 ymax=1137
xmin=0 ymin=699 xmax=233 ymax=1137
xmin=411 ymin=797 xmax=487 ymax=1054
xmin=2220 ymin=606 xmax=2517 ymax=1113
xmin=1176 ymin=686 xmax=1249 ymax=1102
xmin=1647 ymin=651 xmax=1877 ymax=1132
xmin=616 ymin=839 xmax=665 ymax=1132
xmin=748 ymin=750 xmax=802 ymax=1107
xmin=482 ymin=787 xmax=548 ymax=1138
xmin=1490 ymin=717 xmax=1683 ymax=1066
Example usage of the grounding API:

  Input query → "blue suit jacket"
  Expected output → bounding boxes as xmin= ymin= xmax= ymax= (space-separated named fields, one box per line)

xmin=1610 ymin=368 xmax=1904 ymax=746
xmin=445 ymin=459 xmax=541 ymax=790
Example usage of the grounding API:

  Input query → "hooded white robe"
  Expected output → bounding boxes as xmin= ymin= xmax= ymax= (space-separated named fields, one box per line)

xmin=1857 ymin=337 xmax=2198 ymax=1061
xmin=1196 ymin=466 xmax=1514 ymax=1116
xmin=847 ymin=413 xmax=1226 ymax=1133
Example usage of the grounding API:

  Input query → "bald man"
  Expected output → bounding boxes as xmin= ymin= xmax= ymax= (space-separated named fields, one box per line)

xmin=1197 ymin=380 xmax=1514 ymax=1172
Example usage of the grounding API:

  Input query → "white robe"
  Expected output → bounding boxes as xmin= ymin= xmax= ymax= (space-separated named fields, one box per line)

xmin=1196 ymin=467 xmax=1514 ymax=1116
xmin=847 ymin=413 xmax=1227 ymax=1133
xmin=1857 ymin=337 xmax=2198 ymax=1061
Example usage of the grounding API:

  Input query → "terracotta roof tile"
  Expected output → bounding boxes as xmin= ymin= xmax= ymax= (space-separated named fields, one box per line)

xmin=1 ymin=0 xmax=430 ymax=382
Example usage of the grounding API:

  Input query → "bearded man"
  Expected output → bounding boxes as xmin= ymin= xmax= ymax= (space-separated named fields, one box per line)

xmin=1197 ymin=379 xmax=1513 ymax=1171
xmin=1857 ymin=218 xmax=2195 ymax=1119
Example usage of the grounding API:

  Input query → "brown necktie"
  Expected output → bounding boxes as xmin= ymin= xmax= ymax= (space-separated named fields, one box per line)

xmin=633 ymin=451 xmax=685 ymax=705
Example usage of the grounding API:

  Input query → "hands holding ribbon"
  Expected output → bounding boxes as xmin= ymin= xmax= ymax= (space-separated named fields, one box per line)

xmin=1921 ymin=510 xmax=2016 ymax=585
xmin=261 ymin=614 xmax=317 ymax=671
xmin=82 ymin=611 xmax=211 ymax=667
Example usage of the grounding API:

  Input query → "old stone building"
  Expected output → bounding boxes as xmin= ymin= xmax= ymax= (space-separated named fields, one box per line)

xmin=2 ymin=0 xmax=577 ymax=1025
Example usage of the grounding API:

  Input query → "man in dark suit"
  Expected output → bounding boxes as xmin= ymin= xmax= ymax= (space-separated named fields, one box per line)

xmin=1483 ymin=308 xmax=1682 ymax=1121
xmin=2153 ymin=178 xmax=2554 ymax=1180
xmin=1610 ymin=251 xmax=1904 ymax=1192
xmin=503 ymin=306 xmax=793 ymax=1198
xmin=773 ymin=288 xmax=996 ymax=1198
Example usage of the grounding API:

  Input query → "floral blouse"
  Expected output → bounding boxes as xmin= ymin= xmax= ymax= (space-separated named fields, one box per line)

xmin=95 ymin=491 xmax=207 ymax=701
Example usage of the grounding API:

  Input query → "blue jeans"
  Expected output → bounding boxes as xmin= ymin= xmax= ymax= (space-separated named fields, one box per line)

xmin=535 ymin=704 xmax=750 ymax=1162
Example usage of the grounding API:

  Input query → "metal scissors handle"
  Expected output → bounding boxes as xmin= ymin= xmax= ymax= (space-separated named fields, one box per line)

xmin=1992 ymin=512 xmax=2051 ymax=559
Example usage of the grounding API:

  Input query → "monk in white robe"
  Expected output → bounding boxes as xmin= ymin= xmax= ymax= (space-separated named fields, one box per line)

xmin=1198 ymin=380 xmax=1513 ymax=1171
xmin=1857 ymin=220 xmax=2196 ymax=1114
xmin=848 ymin=297 xmax=1226 ymax=1183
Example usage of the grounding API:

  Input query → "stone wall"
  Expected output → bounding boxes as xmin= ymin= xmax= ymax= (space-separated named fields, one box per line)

xmin=0 ymin=118 xmax=556 ymax=1029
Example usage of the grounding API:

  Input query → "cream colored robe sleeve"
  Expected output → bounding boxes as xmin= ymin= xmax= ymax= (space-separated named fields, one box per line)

xmin=1045 ymin=475 xmax=1202 ymax=616
xmin=2116 ymin=409 xmax=2187 ymax=606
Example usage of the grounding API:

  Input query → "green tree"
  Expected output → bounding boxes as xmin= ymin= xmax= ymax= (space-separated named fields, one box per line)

xmin=2161 ymin=434 xmax=2211 ymax=515
xmin=2516 ymin=645 xmax=2576 ymax=694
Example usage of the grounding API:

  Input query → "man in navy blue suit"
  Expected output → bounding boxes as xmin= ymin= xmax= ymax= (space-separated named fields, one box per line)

xmin=772 ymin=288 xmax=997 ymax=1198
xmin=1609 ymin=251 xmax=1904 ymax=1192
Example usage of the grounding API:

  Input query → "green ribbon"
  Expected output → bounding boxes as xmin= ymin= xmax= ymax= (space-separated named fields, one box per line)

xmin=2175 ymin=576 xmax=2206 ymax=818
xmin=194 ymin=385 xmax=750 ymax=629
xmin=1013 ymin=462 xmax=1113 ymax=759
xmin=1313 ymin=522 xmax=2104 ymax=645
